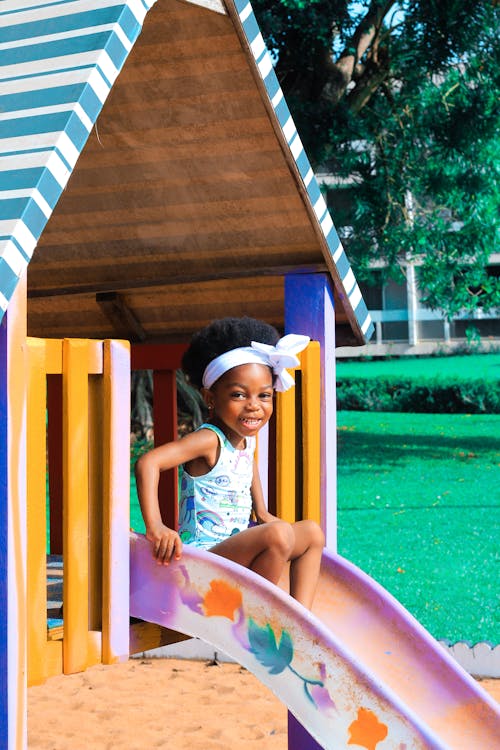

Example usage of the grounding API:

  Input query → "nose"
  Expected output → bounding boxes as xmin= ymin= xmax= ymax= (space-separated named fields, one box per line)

xmin=246 ymin=395 xmax=260 ymax=410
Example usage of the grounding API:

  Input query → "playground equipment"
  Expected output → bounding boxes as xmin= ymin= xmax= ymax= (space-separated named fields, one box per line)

xmin=24 ymin=333 xmax=500 ymax=749
xmin=1 ymin=1 xmax=499 ymax=747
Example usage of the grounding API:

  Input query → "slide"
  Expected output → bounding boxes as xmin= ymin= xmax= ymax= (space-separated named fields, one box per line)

xmin=129 ymin=533 xmax=500 ymax=750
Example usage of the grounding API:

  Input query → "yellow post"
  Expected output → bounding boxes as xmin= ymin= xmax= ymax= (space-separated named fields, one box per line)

xmin=26 ymin=338 xmax=50 ymax=685
xmin=300 ymin=342 xmax=321 ymax=524
xmin=276 ymin=383 xmax=296 ymax=523
xmin=62 ymin=339 xmax=90 ymax=674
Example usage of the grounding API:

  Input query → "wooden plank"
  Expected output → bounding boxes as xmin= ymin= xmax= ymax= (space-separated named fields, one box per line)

xmin=101 ymin=341 xmax=131 ymax=665
xmin=129 ymin=621 xmax=189 ymax=655
xmin=275 ymin=386 xmax=296 ymax=523
xmin=1 ymin=274 xmax=28 ymax=748
xmin=300 ymin=343 xmax=321 ymax=524
xmin=62 ymin=339 xmax=90 ymax=674
xmin=153 ymin=370 xmax=178 ymax=530
xmin=26 ymin=338 xmax=50 ymax=686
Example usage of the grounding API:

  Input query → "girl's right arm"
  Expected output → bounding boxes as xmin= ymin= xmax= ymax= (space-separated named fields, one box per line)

xmin=135 ymin=428 xmax=218 ymax=564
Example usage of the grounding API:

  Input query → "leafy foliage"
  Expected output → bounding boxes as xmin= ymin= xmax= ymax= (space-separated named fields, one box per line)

xmin=252 ymin=0 xmax=500 ymax=318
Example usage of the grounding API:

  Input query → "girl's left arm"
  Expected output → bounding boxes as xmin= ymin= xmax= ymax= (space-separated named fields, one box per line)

xmin=251 ymin=460 xmax=280 ymax=524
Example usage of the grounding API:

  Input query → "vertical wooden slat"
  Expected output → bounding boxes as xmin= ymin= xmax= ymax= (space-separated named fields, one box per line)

xmin=276 ymin=385 xmax=296 ymax=523
xmin=102 ymin=340 xmax=130 ymax=664
xmin=47 ymin=375 xmax=63 ymax=555
xmin=300 ymin=343 xmax=321 ymax=524
xmin=62 ymin=339 xmax=89 ymax=674
xmin=88 ymin=369 xmax=103 ymax=634
xmin=26 ymin=339 xmax=49 ymax=686
xmin=153 ymin=370 xmax=178 ymax=530
xmin=2 ymin=275 xmax=28 ymax=750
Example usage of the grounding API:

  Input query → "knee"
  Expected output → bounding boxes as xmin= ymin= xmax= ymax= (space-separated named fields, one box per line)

xmin=263 ymin=521 xmax=294 ymax=558
xmin=302 ymin=520 xmax=325 ymax=549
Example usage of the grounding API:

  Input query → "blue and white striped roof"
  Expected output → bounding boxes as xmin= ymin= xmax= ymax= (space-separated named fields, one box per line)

xmin=232 ymin=0 xmax=373 ymax=340
xmin=0 ymin=0 xmax=373 ymax=341
xmin=0 ymin=0 xmax=157 ymax=319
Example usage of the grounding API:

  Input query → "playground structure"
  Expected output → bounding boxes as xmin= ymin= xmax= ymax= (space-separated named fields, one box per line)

xmin=1 ymin=1 xmax=500 ymax=748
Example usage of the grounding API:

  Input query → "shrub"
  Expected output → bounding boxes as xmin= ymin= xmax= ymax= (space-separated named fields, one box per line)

xmin=336 ymin=377 xmax=500 ymax=413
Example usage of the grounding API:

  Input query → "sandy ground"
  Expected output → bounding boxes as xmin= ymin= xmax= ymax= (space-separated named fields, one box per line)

xmin=28 ymin=657 xmax=499 ymax=750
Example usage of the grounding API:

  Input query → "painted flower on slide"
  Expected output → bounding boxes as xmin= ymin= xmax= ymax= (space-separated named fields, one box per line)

xmin=247 ymin=619 xmax=336 ymax=714
xmin=348 ymin=707 xmax=388 ymax=750
xmin=203 ymin=579 xmax=243 ymax=620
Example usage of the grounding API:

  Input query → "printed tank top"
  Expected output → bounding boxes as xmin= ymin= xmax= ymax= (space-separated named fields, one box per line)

xmin=178 ymin=423 xmax=255 ymax=550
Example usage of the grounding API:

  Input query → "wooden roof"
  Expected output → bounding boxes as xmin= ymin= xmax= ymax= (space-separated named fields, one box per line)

xmin=1 ymin=0 xmax=373 ymax=346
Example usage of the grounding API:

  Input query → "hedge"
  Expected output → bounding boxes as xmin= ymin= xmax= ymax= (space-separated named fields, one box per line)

xmin=336 ymin=377 xmax=500 ymax=413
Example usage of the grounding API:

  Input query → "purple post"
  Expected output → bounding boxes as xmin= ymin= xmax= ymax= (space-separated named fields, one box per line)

xmin=284 ymin=272 xmax=337 ymax=750
xmin=0 ymin=314 xmax=8 ymax=750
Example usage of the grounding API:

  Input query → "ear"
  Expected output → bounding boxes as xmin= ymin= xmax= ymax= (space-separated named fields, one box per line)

xmin=201 ymin=387 xmax=214 ymax=410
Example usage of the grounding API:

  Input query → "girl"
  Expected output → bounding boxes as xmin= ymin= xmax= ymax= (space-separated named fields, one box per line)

xmin=135 ymin=316 xmax=325 ymax=610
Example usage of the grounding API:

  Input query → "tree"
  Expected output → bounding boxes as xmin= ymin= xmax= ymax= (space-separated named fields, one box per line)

xmin=252 ymin=0 xmax=500 ymax=318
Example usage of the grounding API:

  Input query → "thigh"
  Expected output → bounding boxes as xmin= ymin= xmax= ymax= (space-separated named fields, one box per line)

xmin=209 ymin=521 xmax=291 ymax=567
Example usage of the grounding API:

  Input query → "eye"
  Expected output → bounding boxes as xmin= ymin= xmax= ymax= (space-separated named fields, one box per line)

xmin=231 ymin=391 xmax=246 ymax=399
xmin=260 ymin=391 xmax=273 ymax=400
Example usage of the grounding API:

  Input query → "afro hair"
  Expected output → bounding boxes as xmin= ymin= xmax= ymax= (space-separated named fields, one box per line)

xmin=181 ymin=316 xmax=280 ymax=390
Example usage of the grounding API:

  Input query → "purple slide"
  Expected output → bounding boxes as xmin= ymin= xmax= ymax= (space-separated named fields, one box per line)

xmin=130 ymin=533 xmax=500 ymax=749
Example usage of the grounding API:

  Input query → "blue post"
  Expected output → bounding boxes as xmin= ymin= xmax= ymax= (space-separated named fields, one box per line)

xmin=284 ymin=272 xmax=337 ymax=549
xmin=284 ymin=272 xmax=337 ymax=750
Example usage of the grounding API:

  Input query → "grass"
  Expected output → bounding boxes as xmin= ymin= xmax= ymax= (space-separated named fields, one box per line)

xmin=336 ymin=411 xmax=500 ymax=644
xmin=336 ymin=352 xmax=500 ymax=382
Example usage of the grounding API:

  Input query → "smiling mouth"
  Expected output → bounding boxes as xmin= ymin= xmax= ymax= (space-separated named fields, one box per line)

xmin=240 ymin=418 xmax=261 ymax=426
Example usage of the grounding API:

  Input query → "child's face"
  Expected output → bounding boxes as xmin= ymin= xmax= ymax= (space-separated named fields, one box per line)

xmin=204 ymin=363 xmax=274 ymax=442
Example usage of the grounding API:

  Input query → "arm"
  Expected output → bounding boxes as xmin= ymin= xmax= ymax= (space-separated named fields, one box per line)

xmin=251 ymin=460 xmax=280 ymax=524
xmin=135 ymin=428 xmax=219 ymax=564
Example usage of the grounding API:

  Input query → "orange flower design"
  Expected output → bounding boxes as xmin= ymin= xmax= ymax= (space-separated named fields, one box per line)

xmin=348 ymin=707 xmax=388 ymax=750
xmin=203 ymin=579 xmax=243 ymax=621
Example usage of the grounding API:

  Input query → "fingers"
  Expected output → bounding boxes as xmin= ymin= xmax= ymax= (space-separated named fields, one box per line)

xmin=153 ymin=529 xmax=182 ymax=565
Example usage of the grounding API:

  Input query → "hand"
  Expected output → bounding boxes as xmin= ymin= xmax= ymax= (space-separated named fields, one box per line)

xmin=146 ymin=523 xmax=183 ymax=565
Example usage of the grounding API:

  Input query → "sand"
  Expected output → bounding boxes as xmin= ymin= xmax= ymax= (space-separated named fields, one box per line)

xmin=28 ymin=657 xmax=499 ymax=750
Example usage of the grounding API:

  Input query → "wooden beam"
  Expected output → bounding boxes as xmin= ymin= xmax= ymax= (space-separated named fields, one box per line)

xmin=96 ymin=292 xmax=146 ymax=342
xmin=29 ymin=264 xmax=328 ymax=299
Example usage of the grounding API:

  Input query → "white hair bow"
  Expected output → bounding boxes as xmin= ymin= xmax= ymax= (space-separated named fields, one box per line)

xmin=202 ymin=334 xmax=311 ymax=392
xmin=249 ymin=334 xmax=310 ymax=392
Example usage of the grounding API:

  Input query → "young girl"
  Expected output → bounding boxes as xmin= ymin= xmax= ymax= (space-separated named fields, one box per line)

xmin=135 ymin=316 xmax=325 ymax=610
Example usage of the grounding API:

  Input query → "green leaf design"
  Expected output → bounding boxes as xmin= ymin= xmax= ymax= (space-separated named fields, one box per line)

xmin=248 ymin=618 xmax=294 ymax=675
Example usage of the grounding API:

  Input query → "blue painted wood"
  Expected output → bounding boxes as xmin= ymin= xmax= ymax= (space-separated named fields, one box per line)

xmin=284 ymin=272 xmax=337 ymax=549
xmin=284 ymin=272 xmax=337 ymax=750
xmin=288 ymin=712 xmax=323 ymax=750
xmin=0 ymin=316 xmax=8 ymax=750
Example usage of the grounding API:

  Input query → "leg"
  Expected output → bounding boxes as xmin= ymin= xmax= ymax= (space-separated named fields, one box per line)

xmin=288 ymin=520 xmax=325 ymax=610
xmin=210 ymin=521 xmax=294 ymax=586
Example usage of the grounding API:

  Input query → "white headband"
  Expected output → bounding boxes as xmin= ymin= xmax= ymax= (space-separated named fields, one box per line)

xmin=202 ymin=334 xmax=310 ymax=392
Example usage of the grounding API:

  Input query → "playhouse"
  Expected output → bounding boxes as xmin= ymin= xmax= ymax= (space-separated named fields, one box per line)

xmin=1 ymin=1 xmax=499 ymax=749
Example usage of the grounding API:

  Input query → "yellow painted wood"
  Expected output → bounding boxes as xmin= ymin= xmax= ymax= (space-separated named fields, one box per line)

xmin=44 ymin=337 xmax=63 ymax=374
xmin=275 ymin=383 xmax=296 ymax=523
xmin=129 ymin=622 xmax=189 ymax=655
xmin=39 ymin=642 xmax=63 ymax=683
xmin=88 ymin=372 xmax=103 ymax=633
xmin=300 ymin=343 xmax=321 ymax=524
xmin=26 ymin=338 xmax=50 ymax=686
xmin=62 ymin=339 xmax=90 ymax=674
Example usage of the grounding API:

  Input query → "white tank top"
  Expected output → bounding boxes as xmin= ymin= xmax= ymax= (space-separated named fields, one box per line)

xmin=178 ymin=423 xmax=255 ymax=550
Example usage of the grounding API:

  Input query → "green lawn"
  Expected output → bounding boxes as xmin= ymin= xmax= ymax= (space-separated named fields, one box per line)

xmin=336 ymin=352 xmax=500 ymax=382
xmin=337 ymin=411 xmax=500 ymax=643
xmin=130 ymin=410 xmax=499 ymax=642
